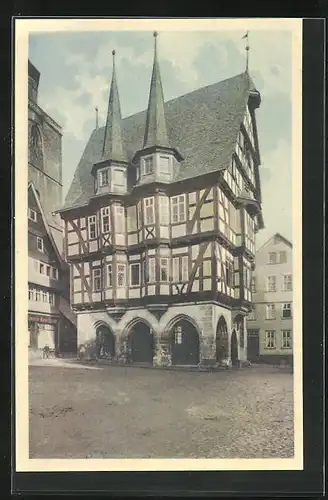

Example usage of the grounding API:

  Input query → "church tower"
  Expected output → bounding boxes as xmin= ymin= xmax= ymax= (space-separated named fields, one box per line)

xmin=92 ymin=50 xmax=128 ymax=195
xmin=134 ymin=32 xmax=183 ymax=186
xmin=28 ymin=59 xmax=63 ymax=251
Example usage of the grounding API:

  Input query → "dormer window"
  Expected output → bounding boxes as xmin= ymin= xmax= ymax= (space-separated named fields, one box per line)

xmin=99 ymin=168 xmax=109 ymax=187
xmin=159 ymin=155 xmax=170 ymax=174
xmin=142 ymin=156 xmax=154 ymax=176
xmin=113 ymin=169 xmax=125 ymax=190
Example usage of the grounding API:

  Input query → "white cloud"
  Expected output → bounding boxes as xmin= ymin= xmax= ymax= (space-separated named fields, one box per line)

xmin=39 ymin=30 xmax=292 ymax=141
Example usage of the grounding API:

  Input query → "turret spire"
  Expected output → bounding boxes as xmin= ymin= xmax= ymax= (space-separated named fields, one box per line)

xmin=101 ymin=49 xmax=126 ymax=162
xmin=242 ymin=31 xmax=250 ymax=72
xmin=143 ymin=31 xmax=170 ymax=149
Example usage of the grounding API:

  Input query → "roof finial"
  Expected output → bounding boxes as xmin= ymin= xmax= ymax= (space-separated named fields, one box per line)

xmin=242 ymin=31 xmax=250 ymax=72
xmin=95 ymin=107 xmax=99 ymax=129
xmin=153 ymin=31 xmax=158 ymax=56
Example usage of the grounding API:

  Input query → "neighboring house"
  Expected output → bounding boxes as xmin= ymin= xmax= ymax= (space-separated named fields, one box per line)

xmin=57 ymin=33 xmax=265 ymax=367
xmin=28 ymin=60 xmax=77 ymax=355
xmin=246 ymin=233 xmax=293 ymax=365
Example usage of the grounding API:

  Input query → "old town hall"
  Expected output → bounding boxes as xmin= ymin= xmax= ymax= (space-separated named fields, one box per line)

xmin=58 ymin=32 xmax=264 ymax=367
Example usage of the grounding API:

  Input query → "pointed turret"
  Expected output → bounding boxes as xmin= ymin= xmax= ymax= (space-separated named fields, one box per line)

xmin=143 ymin=32 xmax=170 ymax=149
xmin=132 ymin=32 xmax=183 ymax=186
xmin=101 ymin=50 xmax=127 ymax=163
xmin=92 ymin=50 xmax=128 ymax=196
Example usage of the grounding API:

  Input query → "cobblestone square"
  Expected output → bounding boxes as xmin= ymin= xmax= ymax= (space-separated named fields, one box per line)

xmin=29 ymin=362 xmax=294 ymax=459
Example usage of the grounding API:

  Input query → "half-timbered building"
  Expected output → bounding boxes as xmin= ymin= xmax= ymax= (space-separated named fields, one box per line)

xmin=58 ymin=33 xmax=264 ymax=367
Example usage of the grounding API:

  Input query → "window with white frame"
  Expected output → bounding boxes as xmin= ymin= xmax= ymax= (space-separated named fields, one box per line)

xmin=46 ymin=265 xmax=51 ymax=277
xmin=282 ymin=302 xmax=292 ymax=318
xmin=281 ymin=330 xmax=292 ymax=349
xmin=101 ymin=206 xmax=110 ymax=233
xmin=130 ymin=263 xmax=140 ymax=286
xmin=268 ymin=252 xmax=277 ymax=264
xmin=127 ymin=206 xmax=137 ymax=232
xmin=172 ymin=255 xmax=188 ymax=282
xmin=144 ymin=197 xmax=155 ymax=225
xmin=174 ymin=325 xmax=183 ymax=344
xmin=160 ymin=258 xmax=169 ymax=282
xmin=279 ymin=251 xmax=287 ymax=263
xmin=283 ymin=274 xmax=292 ymax=291
xmin=106 ymin=264 xmax=113 ymax=287
xmin=171 ymin=195 xmax=185 ymax=223
xmin=265 ymin=330 xmax=276 ymax=349
xmin=113 ymin=169 xmax=125 ymax=187
xmin=49 ymin=292 xmax=54 ymax=304
xmin=88 ymin=215 xmax=97 ymax=240
xmin=143 ymin=258 xmax=156 ymax=283
xmin=226 ymin=260 xmax=234 ymax=288
xmin=117 ymin=263 xmax=126 ymax=287
xmin=172 ymin=257 xmax=179 ymax=282
xmin=114 ymin=205 xmax=125 ymax=232
xmin=39 ymin=262 xmax=44 ymax=274
xmin=99 ymin=168 xmax=109 ymax=187
xmin=251 ymin=276 xmax=256 ymax=293
xmin=36 ymin=236 xmax=44 ymax=252
xmin=247 ymin=307 xmax=256 ymax=320
xmin=266 ymin=303 xmax=276 ymax=319
xmin=28 ymin=208 xmax=37 ymax=221
xmin=35 ymin=289 xmax=41 ymax=302
xmin=92 ymin=268 xmax=102 ymax=291
xmin=52 ymin=268 xmax=58 ymax=280
xmin=159 ymin=196 xmax=169 ymax=225
xmin=142 ymin=156 xmax=154 ymax=175
xmin=42 ymin=291 xmax=48 ymax=302
xmin=159 ymin=156 xmax=170 ymax=174
xmin=28 ymin=286 xmax=34 ymax=301
xmin=267 ymin=275 xmax=276 ymax=292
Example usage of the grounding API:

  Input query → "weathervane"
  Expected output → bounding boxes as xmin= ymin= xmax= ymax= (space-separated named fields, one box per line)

xmin=242 ymin=31 xmax=250 ymax=72
xmin=95 ymin=107 xmax=99 ymax=129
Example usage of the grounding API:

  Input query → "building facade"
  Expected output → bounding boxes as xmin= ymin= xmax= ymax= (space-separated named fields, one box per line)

xmin=58 ymin=34 xmax=265 ymax=367
xmin=246 ymin=233 xmax=293 ymax=365
xmin=28 ymin=61 xmax=77 ymax=355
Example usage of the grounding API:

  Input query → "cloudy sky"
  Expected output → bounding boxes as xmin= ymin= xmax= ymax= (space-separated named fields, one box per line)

xmin=29 ymin=28 xmax=293 ymax=248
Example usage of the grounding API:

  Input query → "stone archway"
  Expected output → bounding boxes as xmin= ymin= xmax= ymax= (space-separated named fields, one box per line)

xmin=127 ymin=320 xmax=154 ymax=364
xmin=95 ymin=323 xmax=115 ymax=359
xmin=169 ymin=317 xmax=200 ymax=366
xmin=231 ymin=329 xmax=238 ymax=367
xmin=216 ymin=316 xmax=229 ymax=362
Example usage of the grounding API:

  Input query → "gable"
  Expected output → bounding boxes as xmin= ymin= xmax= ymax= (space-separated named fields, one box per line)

xmin=28 ymin=182 xmax=65 ymax=269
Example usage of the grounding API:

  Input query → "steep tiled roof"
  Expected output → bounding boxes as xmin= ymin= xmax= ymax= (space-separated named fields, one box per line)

xmin=63 ymin=71 xmax=257 ymax=211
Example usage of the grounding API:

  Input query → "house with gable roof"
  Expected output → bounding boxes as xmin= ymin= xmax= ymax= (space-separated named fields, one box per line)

xmin=246 ymin=233 xmax=293 ymax=366
xmin=57 ymin=32 xmax=265 ymax=367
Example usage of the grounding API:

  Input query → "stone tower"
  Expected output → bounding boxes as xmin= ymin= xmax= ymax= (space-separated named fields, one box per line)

xmin=28 ymin=60 xmax=63 ymax=252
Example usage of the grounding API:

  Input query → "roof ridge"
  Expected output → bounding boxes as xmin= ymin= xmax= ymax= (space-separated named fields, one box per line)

xmin=92 ymin=71 xmax=249 ymax=132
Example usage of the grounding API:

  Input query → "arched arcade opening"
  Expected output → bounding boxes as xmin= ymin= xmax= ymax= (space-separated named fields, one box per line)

xmin=169 ymin=317 xmax=200 ymax=366
xmin=127 ymin=320 xmax=154 ymax=364
xmin=95 ymin=324 xmax=116 ymax=359
xmin=216 ymin=316 xmax=229 ymax=362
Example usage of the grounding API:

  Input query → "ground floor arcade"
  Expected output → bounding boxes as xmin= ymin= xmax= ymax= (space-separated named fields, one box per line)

xmin=76 ymin=302 xmax=249 ymax=367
